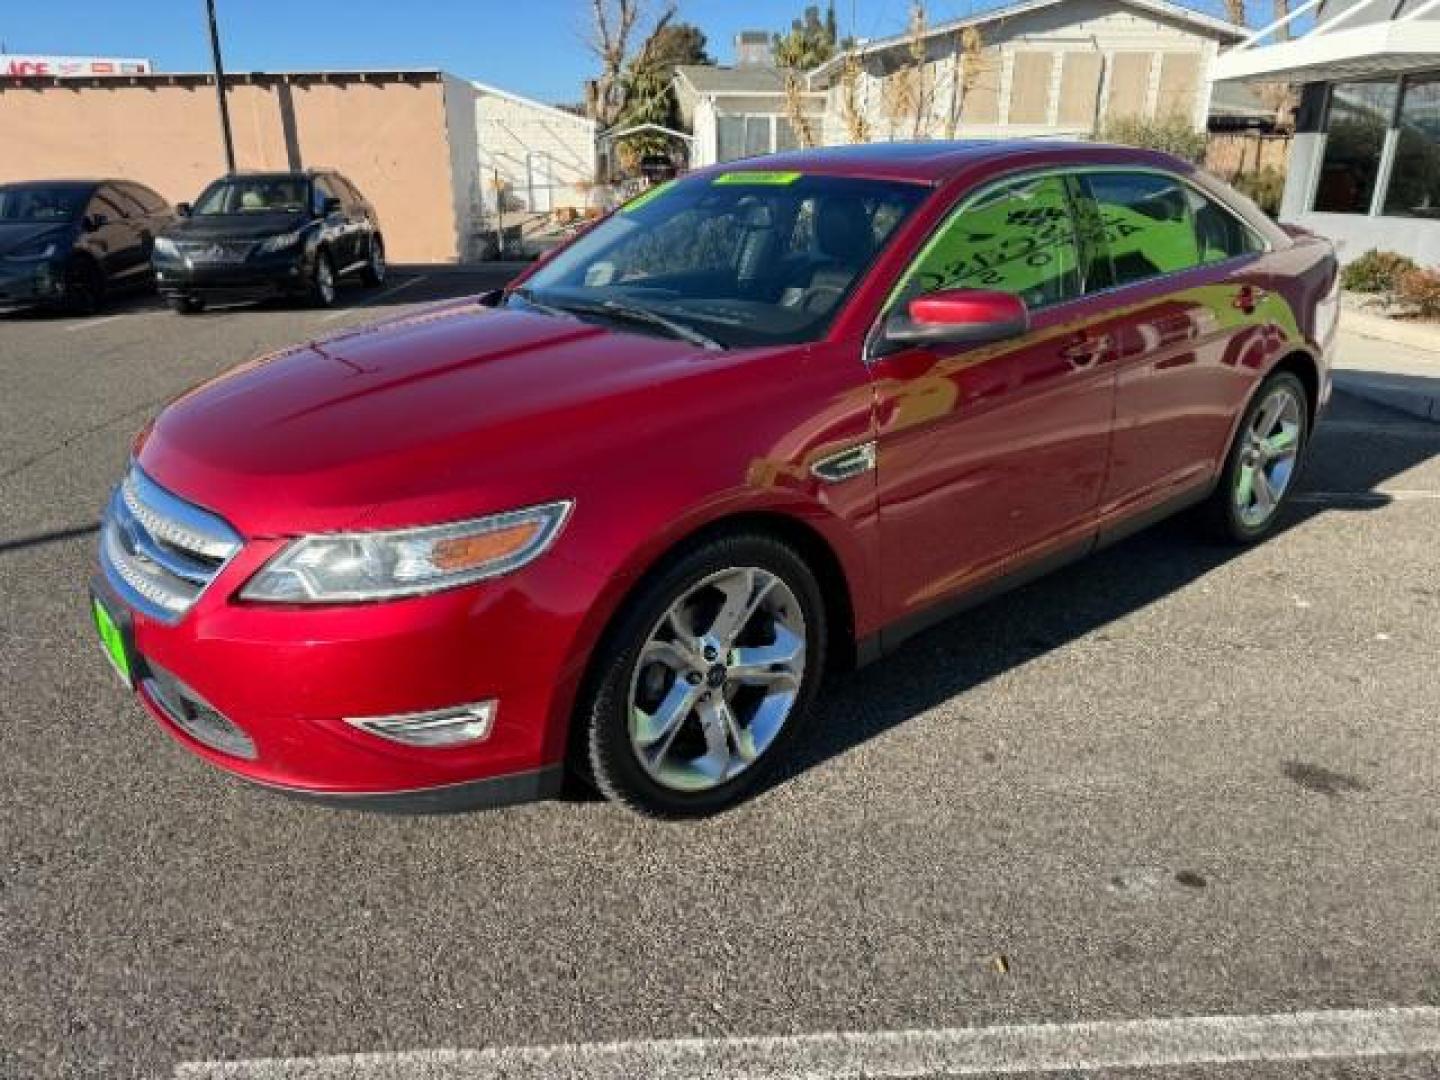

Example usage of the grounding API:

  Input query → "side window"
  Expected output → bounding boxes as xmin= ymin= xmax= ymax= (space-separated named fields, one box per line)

xmin=89 ymin=191 xmax=128 ymax=223
xmin=128 ymin=183 xmax=169 ymax=214
xmin=894 ymin=174 xmax=1082 ymax=311
xmin=1079 ymin=172 xmax=1201 ymax=287
xmin=1187 ymin=187 xmax=1265 ymax=264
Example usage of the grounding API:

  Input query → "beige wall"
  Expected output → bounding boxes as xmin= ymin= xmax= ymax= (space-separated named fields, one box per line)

xmin=0 ymin=76 xmax=462 ymax=262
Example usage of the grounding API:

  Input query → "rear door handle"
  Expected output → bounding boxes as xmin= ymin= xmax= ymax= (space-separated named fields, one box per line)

xmin=1233 ymin=286 xmax=1269 ymax=314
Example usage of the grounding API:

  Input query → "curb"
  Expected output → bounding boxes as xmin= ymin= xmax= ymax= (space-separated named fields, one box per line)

xmin=390 ymin=262 xmax=533 ymax=276
xmin=1333 ymin=370 xmax=1440 ymax=424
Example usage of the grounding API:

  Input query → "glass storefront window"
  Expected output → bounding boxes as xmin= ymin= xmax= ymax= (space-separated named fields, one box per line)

xmin=1313 ymin=81 xmax=1398 ymax=214
xmin=1384 ymin=76 xmax=1440 ymax=218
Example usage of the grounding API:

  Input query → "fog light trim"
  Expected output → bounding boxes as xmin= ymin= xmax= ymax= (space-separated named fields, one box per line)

xmin=345 ymin=701 xmax=496 ymax=748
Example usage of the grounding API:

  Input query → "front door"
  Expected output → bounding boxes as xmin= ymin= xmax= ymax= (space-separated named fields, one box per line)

xmin=870 ymin=172 xmax=1117 ymax=626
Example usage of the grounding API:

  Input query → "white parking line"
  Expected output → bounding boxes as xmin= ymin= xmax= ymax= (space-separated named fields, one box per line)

xmin=175 ymin=1006 xmax=1440 ymax=1079
xmin=319 ymin=275 xmax=428 ymax=322
xmin=64 ymin=314 xmax=126 ymax=332
xmin=1295 ymin=489 xmax=1440 ymax=505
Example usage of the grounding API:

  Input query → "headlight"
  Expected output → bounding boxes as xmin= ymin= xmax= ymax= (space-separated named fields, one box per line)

xmin=257 ymin=229 xmax=305 ymax=255
xmin=241 ymin=501 xmax=573 ymax=603
xmin=4 ymin=240 xmax=57 ymax=262
xmin=153 ymin=237 xmax=180 ymax=258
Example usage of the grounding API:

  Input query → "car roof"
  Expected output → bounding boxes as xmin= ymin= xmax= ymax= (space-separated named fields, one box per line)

xmin=706 ymin=140 xmax=1194 ymax=186
xmin=0 ymin=179 xmax=106 ymax=190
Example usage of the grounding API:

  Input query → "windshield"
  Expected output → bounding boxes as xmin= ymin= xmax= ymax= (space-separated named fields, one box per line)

xmin=192 ymin=177 xmax=310 ymax=216
xmin=0 ymin=185 xmax=86 ymax=223
xmin=516 ymin=172 xmax=928 ymax=348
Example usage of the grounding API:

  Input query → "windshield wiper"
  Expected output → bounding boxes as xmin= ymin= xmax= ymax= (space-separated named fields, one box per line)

xmin=509 ymin=288 xmax=723 ymax=351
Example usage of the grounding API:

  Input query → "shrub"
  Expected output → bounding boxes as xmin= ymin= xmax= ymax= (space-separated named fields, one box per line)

xmin=1341 ymin=249 xmax=1420 ymax=294
xmin=1394 ymin=266 xmax=1440 ymax=318
xmin=1093 ymin=114 xmax=1208 ymax=165
xmin=1230 ymin=166 xmax=1286 ymax=218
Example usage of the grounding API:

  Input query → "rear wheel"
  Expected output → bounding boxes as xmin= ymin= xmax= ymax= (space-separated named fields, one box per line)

xmin=581 ymin=534 xmax=827 ymax=818
xmin=1199 ymin=370 xmax=1309 ymax=543
xmin=63 ymin=259 xmax=103 ymax=316
xmin=360 ymin=235 xmax=386 ymax=287
xmin=308 ymin=250 xmax=337 ymax=308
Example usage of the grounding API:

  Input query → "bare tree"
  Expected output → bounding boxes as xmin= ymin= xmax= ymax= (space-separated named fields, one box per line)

xmin=908 ymin=2 xmax=931 ymax=139
xmin=943 ymin=25 xmax=983 ymax=139
xmin=839 ymin=50 xmax=871 ymax=144
xmin=585 ymin=0 xmax=675 ymax=129
xmin=1223 ymin=0 xmax=1246 ymax=26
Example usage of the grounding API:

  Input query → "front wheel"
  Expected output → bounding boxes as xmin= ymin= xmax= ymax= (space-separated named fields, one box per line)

xmin=308 ymin=250 xmax=337 ymax=308
xmin=1199 ymin=370 xmax=1309 ymax=543
xmin=360 ymin=235 xmax=386 ymax=287
xmin=581 ymin=534 xmax=827 ymax=818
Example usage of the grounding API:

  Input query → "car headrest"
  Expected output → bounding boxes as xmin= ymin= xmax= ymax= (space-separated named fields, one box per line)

xmin=815 ymin=198 xmax=872 ymax=265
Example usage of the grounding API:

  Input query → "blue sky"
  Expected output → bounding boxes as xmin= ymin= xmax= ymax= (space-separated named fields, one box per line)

xmin=1 ymin=0 xmax=1236 ymax=105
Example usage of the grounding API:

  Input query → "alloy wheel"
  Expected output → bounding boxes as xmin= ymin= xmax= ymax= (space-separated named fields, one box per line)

xmin=316 ymin=257 xmax=336 ymax=305
xmin=627 ymin=567 xmax=806 ymax=793
xmin=1234 ymin=383 xmax=1303 ymax=528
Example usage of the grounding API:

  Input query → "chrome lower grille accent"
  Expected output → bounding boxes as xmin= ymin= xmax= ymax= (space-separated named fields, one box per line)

xmin=179 ymin=239 xmax=255 ymax=262
xmin=99 ymin=467 xmax=242 ymax=623
xmin=144 ymin=662 xmax=256 ymax=760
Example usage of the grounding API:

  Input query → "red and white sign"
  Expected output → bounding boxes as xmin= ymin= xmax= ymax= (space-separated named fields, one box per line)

xmin=3 ymin=55 xmax=153 ymax=78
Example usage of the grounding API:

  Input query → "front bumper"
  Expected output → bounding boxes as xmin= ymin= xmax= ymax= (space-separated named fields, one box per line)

xmin=154 ymin=249 xmax=309 ymax=299
xmin=0 ymin=260 xmax=64 ymax=311
xmin=93 ymin=498 xmax=606 ymax=810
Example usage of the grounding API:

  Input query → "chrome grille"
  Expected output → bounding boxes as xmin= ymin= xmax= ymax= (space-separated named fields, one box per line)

xmin=179 ymin=240 xmax=255 ymax=262
xmin=100 ymin=468 xmax=242 ymax=623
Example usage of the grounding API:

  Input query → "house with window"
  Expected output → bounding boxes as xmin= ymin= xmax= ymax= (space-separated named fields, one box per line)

xmin=1213 ymin=0 xmax=1440 ymax=264
xmin=675 ymin=1 xmax=1245 ymax=168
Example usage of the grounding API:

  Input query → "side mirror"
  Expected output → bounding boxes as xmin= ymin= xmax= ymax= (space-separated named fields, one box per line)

xmin=82 ymin=213 xmax=108 ymax=232
xmin=175 ymin=202 xmax=192 ymax=217
xmin=882 ymin=288 xmax=1029 ymax=349
xmin=322 ymin=196 xmax=343 ymax=215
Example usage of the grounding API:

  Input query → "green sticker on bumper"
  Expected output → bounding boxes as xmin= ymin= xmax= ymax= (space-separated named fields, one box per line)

xmin=713 ymin=171 xmax=802 ymax=186
xmin=93 ymin=598 xmax=131 ymax=685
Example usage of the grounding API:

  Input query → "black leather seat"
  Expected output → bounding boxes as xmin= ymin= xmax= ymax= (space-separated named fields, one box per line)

xmin=783 ymin=198 xmax=873 ymax=313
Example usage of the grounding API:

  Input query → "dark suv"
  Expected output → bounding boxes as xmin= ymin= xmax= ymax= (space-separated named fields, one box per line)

xmin=0 ymin=179 xmax=173 ymax=315
xmin=153 ymin=170 xmax=385 ymax=313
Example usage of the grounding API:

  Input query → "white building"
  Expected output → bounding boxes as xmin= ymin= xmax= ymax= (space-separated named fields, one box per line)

xmin=471 ymin=80 xmax=597 ymax=215
xmin=1213 ymin=0 xmax=1440 ymax=265
xmin=676 ymin=0 xmax=1245 ymax=168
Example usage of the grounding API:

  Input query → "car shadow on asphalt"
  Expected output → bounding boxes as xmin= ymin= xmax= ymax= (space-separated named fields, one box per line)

xmin=752 ymin=410 xmax=1440 ymax=802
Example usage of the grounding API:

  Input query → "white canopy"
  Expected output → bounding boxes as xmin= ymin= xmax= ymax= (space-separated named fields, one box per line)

xmin=1213 ymin=0 xmax=1440 ymax=83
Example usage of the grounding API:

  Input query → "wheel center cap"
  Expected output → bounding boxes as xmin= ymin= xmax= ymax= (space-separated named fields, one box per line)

xmin=705 ymin=665 xmax=728 ymax=689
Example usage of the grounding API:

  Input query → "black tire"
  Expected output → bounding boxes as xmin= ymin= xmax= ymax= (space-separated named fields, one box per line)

xmin=168 ymin=296 xmax=205 ymax=315
xmin=308 ymin=249 xmax=337 ymax=308
xmin=359 ymin=234 xmax=386 ymax=287
xmin=62 ymin=259 xmax=104 ymax=316
xmin=1198 ymin=370 xmax=1310 ymax=544
xmin=581 ymin=532 xmax=828 ymax=818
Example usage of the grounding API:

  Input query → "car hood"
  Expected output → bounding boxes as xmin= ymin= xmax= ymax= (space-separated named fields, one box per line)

xmin=0 ymin=222 xmax=71 ymax=256
xmin=162 ymin=212 xmax=307 ymax=241
xmin=139 ymin=303 xmax=726 ymax=536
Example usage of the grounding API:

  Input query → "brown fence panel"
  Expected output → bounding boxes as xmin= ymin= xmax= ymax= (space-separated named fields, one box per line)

xmin=1205 ymin=131 xmax=1293 ymax=181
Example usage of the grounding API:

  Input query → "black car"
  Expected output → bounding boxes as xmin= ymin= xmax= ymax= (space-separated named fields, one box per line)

xmin=154 ymin=170 xmax=385 ymax=313
xmin=0 ymin=179 xmax=173 ymax=315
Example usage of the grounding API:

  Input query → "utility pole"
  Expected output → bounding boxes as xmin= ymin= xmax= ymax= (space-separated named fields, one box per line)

xmin=205 ymin=0 xmax=237 ymax=173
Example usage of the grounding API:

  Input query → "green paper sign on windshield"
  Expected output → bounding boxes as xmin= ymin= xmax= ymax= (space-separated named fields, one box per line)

xmin=713 ymin=171 xmax=802 ymax=186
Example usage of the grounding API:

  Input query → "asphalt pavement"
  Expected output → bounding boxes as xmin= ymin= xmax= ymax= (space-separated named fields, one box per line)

xmin=1 ymin=275 xmax=1438 ymax=1079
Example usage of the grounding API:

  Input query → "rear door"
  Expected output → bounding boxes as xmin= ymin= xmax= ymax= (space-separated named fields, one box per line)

xmin=1072 ymin=170 xmax=1270 ymax=525
xmin=84 ymin=187 xmax=141 ymax=284
xmin=870 ymin=171 xmax=1117 ymax=627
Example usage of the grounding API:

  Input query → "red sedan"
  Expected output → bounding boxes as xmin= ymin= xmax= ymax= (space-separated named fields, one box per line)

xmin=91 ymin=142 xmax=1339 ymax=817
